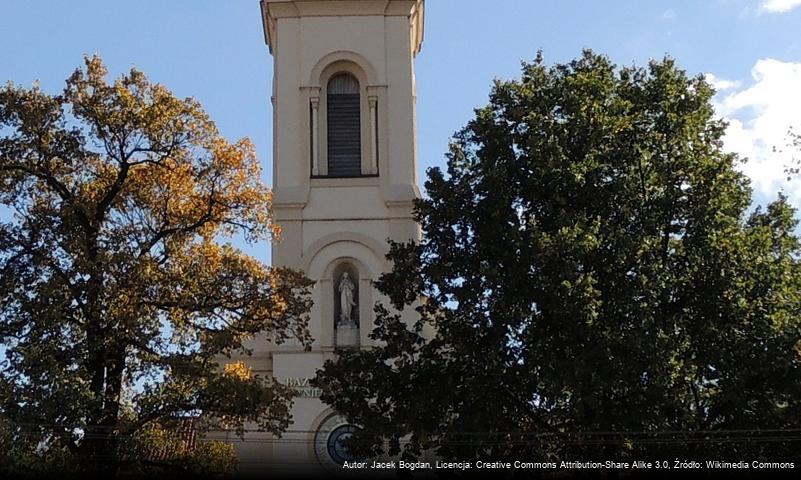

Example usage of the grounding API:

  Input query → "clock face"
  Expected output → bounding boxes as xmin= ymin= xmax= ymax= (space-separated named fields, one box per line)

xmin=327 ymin=424 xmax=358 ymax=464
xmin=314 ymin=414 xmax=360 ymax=466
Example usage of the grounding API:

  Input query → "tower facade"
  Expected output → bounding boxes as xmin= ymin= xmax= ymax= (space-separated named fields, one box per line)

xmin=234 ymin=0 xmax=424 ymax=473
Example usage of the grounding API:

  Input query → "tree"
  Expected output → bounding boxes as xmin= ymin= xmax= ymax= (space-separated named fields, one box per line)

xmin=315 ymin=51 xmax=801 ymax=464
xmin=786 ymin=126 xmax=801 ymax=179
xmin=0 ymin=56 xmax=313 ymax=476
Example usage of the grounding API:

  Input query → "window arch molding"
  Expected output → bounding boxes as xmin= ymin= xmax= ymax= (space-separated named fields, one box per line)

xmin=302 ymin=232 xmax=389 ymax=276
xmin=307 ymin=50 xmax=379 ymax=86
xmin=308 ymin=55 xmax=380 ymax=178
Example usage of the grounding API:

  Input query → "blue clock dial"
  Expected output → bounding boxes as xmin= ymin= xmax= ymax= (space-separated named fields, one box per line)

xmin=326 ymin=424 xmax=358 ymax=463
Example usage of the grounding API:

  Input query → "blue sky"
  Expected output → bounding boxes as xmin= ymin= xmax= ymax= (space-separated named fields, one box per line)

xmin=2 ymin=0 xmax=801 ymax=264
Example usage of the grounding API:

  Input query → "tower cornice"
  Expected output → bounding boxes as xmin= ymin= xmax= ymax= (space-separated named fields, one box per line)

xmin=260 ymin=0 xmax=424 ymax=57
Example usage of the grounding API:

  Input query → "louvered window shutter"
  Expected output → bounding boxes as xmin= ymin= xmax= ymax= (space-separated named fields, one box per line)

xmin=327 ymin=74 xmax=361 ymax=176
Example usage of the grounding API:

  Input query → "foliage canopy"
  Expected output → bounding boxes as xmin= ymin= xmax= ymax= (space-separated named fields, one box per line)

xmin=315 ymin=50 xmax=801 ymax=463
xmin=0 ymin=56 xmax=312 ymax=476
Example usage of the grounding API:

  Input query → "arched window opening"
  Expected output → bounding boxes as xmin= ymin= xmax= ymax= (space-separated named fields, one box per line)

xmin=326 ymin=73 xmax=361 ymax=177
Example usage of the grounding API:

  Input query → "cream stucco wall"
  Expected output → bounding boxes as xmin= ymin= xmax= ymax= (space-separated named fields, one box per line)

xmin=228 ymin=1 xmax=425 ymax=475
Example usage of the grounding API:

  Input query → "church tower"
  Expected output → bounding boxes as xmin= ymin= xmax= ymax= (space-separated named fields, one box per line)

xmin=234 ymin=0 xmax=425 ymax=472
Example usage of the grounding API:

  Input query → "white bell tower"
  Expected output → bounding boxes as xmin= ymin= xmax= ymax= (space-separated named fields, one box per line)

xmin=234 ymin=0 xmax=425 ymax=473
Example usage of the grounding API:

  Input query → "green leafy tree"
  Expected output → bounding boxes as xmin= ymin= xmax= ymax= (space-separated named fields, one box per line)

xmin=0 ymin=56 xmax=313 ymax=476
xmin=786 ymin=126 xmax=801 ymax=179
xmin=315 ymin=51 xmax=801 ymax=464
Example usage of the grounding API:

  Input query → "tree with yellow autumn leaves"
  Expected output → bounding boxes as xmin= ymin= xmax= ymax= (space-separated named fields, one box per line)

xmin=0 ymin=56 xmax=313 ymax=476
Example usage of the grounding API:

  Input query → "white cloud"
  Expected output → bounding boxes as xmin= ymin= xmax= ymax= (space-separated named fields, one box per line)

xmin=704 ymin=73 xmax=741 ymax=92
xmin=711 ymin=58 xmax=801 ymax=206
xmin=759 ymin=0 xmax=801 ymax=13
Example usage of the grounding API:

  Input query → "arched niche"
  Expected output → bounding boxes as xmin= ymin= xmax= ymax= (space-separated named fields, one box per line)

xmin=305 ymin=239 xmax=385 ymax=348
xmin=332 ymin=261 xmax=360 ymax=328
xmin=330 ymin=260 xmax=360 ymax=348
xmin=323 ymin=256 xmax=368 ymax=348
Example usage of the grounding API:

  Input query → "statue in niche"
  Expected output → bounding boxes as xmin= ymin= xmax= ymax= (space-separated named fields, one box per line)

xmin=337 ymin=272 xmax=357 ymax=327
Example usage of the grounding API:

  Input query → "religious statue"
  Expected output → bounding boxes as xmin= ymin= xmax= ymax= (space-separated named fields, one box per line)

xmin=337 ymin=272 xmax=357 ymax=327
